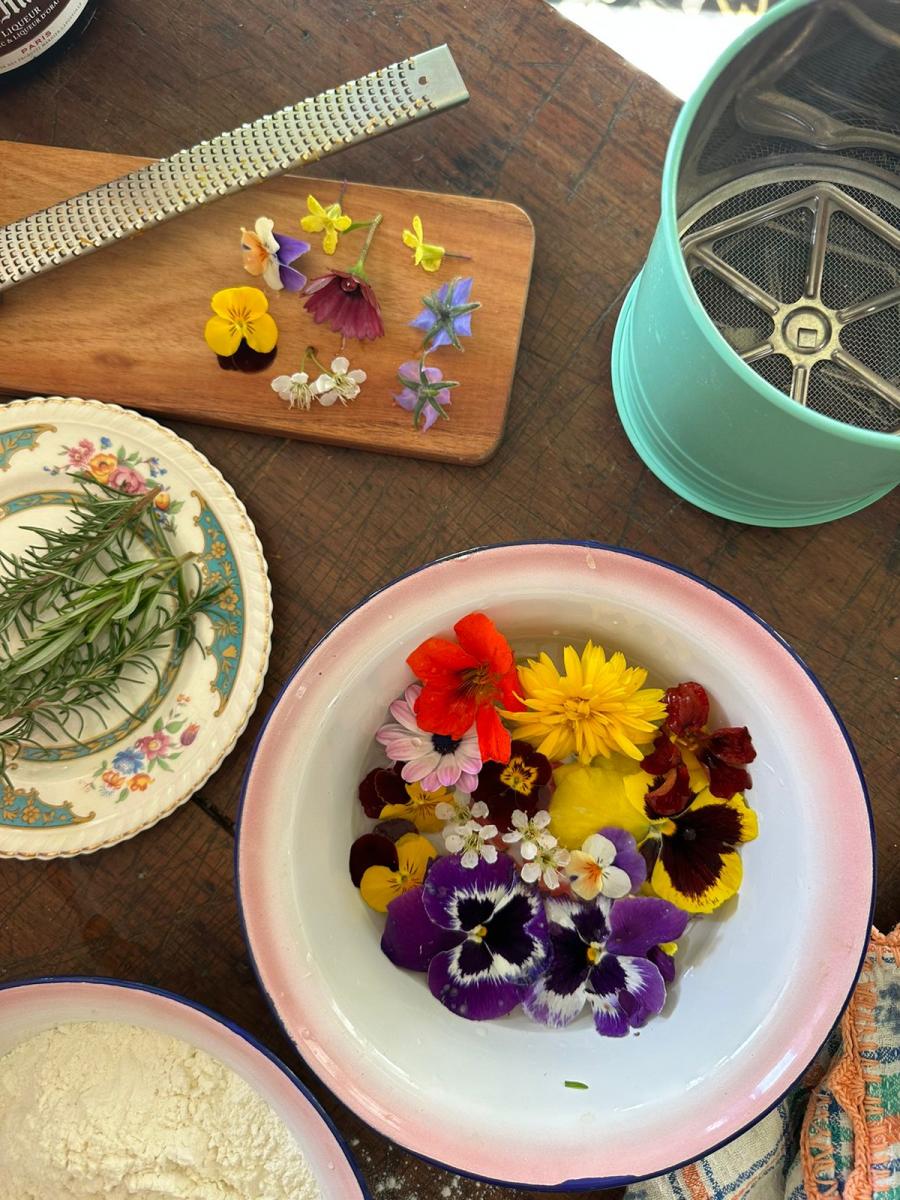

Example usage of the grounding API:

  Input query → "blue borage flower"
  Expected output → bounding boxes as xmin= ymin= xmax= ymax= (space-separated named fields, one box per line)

xmin=382 ymin=855 xmax=550 ymax=1020
xmin=410 ymin=277 xmax=480 ymax=350
xmin=524 ymin=894 xmax=688 ymax=1037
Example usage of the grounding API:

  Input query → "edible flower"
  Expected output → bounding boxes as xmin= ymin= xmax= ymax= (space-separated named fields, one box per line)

xmin=502 ymin=809 xmax=556 ymax=862
xmin=442 ymin=817 xmax=500 ymax=868
xmin=240 ymin=217 xmax=310 ymax=292
xmin=504 ymin=641 xmax=665 ymax=763
xmin=566 ymin=827 xmax=646 ymax=900
xmin=304 ymin=214 xmax=384 ymax=341
xmin=406 ymin=611 xmax=524 ymax=764
xmin=358 ymin=832 xmax=437 ymax=912
xmin=411 ymin=276 xmax=479 ymax=350
xmin=393 ymin=359 xmax=458 ymax=431
xmin=641 ymin=681 xmax=756 ymax=799
xmin=376 ymin=683 xmax=482 ymax=793
xmin=548 ymin=761 xmax=652 ymax=848
xmin=358 ymin=763 xmax=409 ymax=818
xmin=436 ymin=796 xmax=490 ymax=826
xmin=271 ymin=371 xmax=317 ymax=410
xmin=314 ymin=355 xmax=367 ymax=407
xmin=422 ymin=855 xmax=550 ymax=1019
xmin=522 ymin=840 xmax=570 ymax=890
xmin=378 ymin=780 xmax=451 ymax=835
xmin=635 ymin=787 xmax=759 ymax=914
xmin=300 ymin=193 xmax=352 ymax=255
xmin=472 ymin=740 xmax=551 ymax=831
xmin=401 ymin=215 xmax=444 ymax=272
xmin=204 ymin=287 xmax=278 ymax=357
xmin=523 ymin=894 xmax=688 ymax=1036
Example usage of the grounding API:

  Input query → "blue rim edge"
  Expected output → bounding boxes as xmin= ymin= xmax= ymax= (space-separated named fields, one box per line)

xmin=234 ymin=539 xmax=877 ymax=1193
xmin=0 ymin=974 xmax=371 ymax=1200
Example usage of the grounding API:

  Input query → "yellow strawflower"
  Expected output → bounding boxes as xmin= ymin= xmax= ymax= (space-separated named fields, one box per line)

xmin=505 ymin=642 xmax=666 ymax=763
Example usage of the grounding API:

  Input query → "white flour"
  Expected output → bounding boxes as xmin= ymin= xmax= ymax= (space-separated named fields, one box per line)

xmin=0 ymin=1021 xmax=321 ymax=1200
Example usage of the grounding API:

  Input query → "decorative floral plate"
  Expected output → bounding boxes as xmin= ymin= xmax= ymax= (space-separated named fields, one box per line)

xmin=0 ymin=397 xmax=272 ymax=858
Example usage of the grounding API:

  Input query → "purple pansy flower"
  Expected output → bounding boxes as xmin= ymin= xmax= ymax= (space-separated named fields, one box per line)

xmin=524 ymin=894 xmax=688 ymax=1037
xmin=393 ymin=359 xmax=458 ymax=432
xmin=384 ymin=854 xmax=550 ymax=1020
xmin=410 ymin=276 xmax=480 ymax=350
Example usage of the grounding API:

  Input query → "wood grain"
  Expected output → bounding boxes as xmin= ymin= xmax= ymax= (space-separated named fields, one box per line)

xmin=0 ymin=142 xmax=534 ymax=464
xmin=0 ymin=2 xmax=897 ymax=1199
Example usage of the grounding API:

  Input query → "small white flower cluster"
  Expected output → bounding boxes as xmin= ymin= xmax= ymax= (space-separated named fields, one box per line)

xmin=438 ymin=798 xmax=499 ymax=869
xmin=271 ymin=355 xmax=366 ymax=410
xmin=503 ymin=809 xmax=571 ymax=889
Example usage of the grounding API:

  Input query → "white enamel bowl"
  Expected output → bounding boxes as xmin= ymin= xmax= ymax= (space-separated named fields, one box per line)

xmin=0 ymin=978 xmax=367 ymax=1199
xmin=237 ymin=542 xmax=874 ymax=1189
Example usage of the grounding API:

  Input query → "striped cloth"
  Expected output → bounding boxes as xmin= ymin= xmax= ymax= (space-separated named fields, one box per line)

xmin=626 ymin=927 xmax=900 ymax=1200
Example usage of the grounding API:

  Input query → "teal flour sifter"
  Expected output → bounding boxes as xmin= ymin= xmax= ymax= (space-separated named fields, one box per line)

xmin=612 ymin=0 xmax=900 ymax=526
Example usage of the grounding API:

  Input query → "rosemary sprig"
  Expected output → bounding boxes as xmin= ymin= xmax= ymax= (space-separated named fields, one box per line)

xmin=0 ymin=479 xmax=223 ymax=782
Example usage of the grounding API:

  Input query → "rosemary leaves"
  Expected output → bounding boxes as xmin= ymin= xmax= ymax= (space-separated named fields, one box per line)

xmin=0 ymin=480 xmax=223 ymax=781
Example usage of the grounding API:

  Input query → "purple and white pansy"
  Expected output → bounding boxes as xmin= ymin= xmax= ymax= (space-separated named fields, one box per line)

xmin=523 ymin=894 xmax=689 ymax=1037
xmin=376 ymin=683 xmax=482 ymax=793
xmin=382 ymin=855 xmax=550 ymax=1021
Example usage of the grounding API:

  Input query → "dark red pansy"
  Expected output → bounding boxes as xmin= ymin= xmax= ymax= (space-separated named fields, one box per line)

xmin=644 ymin=762 xmax=693 ymax=819
xmin=640 ymin=681 xmax=756 ymax=799
xmin=663 ymin=681 xmax=709 ymax=736
xmin=372 ymin=817 xmax=418 ymax=842
xmin=349 ymin=833 xmax=398 ymax=887
xmin=472 ymin=740 xmax=552 ymax=831
xmin=358 ymin=764 xmax=407 ymax=819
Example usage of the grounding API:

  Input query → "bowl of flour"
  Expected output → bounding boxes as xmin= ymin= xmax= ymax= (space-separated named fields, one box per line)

xmin=0 ymin=978 xmax=368 ymax=1200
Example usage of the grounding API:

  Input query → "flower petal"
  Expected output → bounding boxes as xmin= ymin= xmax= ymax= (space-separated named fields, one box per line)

xmin=349 ymin=833 xmax=398 ymax=887
xmin=244 ymin=312 xmax=278 ymax=353
xmin=427 ymin=950 xmax=525 ymax=1020
xmin=475 ymin=705 xmax=511 ymax=764
xmin=381 ymin=887 xmax=462 ymax=971
xmin=360 ymin=865 xmax=405 ymax=912
xmin=423 ymin=853 xmax=515 ymax=930
xmin=606 ymin=895 xmax=689 ymax=956
xmin=204 ymin=316 xmax=241 ymax=356
xmin=664 ymin=682 xmax=709 ymax=735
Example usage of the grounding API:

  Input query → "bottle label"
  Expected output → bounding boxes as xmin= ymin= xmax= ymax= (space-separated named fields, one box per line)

xmin=0 ymin=0 xmax=91 ymax=74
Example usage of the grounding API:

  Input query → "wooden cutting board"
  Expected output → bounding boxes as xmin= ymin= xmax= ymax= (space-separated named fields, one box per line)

xmin=0 ymin=141 xmax=534 ymax=464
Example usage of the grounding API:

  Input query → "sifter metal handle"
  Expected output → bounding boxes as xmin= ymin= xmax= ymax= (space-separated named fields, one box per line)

xmin=0 ymin=45 xmax=468 ymax=294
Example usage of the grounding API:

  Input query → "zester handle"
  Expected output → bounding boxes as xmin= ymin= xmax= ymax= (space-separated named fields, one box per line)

xmin=0 ymin=45 xmax=467 ymax=294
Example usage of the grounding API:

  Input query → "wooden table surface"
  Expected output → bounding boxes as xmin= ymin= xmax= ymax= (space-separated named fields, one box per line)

xmin=0 ymin=2 xmax=897 ymax=1198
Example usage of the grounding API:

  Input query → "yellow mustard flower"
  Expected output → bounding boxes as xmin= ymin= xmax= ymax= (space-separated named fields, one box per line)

xmin=548 ymin=760 xmax=652 ymax=849
xmin=301 ymin=194 xmax=352 ymax=255
xmin=402 ymin=214 xmax=445 ymax=272
xmin=204 ymin=287 xmax=278 ymax=356
xmin=505 ymin=642 xmax=666 ymax=763
xmin=379 ymin=780 xmax=451 ymax=834
xmin=359 ymin=833 xmax=436 ymax=913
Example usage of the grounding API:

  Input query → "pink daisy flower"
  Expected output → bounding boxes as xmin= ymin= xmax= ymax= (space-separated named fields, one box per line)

xmin=375 ymin=683 xmax=482 ymax=793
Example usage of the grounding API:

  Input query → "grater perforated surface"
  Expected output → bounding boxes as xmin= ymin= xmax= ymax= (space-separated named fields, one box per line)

xmin=0 ymin=47 xmax=467 ymax=295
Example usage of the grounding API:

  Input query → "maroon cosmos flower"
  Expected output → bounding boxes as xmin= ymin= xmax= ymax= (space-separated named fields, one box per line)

xmin=304 ymin=269 xmax=384 ymax=341
xmin=303 ymin=211 xmax=385 ymax=341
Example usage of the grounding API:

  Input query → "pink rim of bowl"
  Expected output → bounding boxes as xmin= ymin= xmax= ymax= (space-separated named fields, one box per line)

xmin=0 ymin=977 xmax=368 ymax=1199
xmin=236 ymin=541 xmax=875 ymax=1190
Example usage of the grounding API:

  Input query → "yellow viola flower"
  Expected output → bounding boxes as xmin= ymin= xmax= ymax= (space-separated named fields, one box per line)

xmin=402 ymin=214 xmax=445 ymax=272
xmin=359 ymin=833 xmax=437 ymax=913
xmin=505 ymin=642 xmax=666 ymax=763
xmin=379 ymin=780 xmax=451 ymax=834
xmin=204 ymin=287 xmax=278 ymax=356
xmin=648 ymin=789 xmax=758 ymax=915
xmin=548 ymin=760 xmax=652 ymax=849
xmin=301 ymin=194 xmax=352 ymax=255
